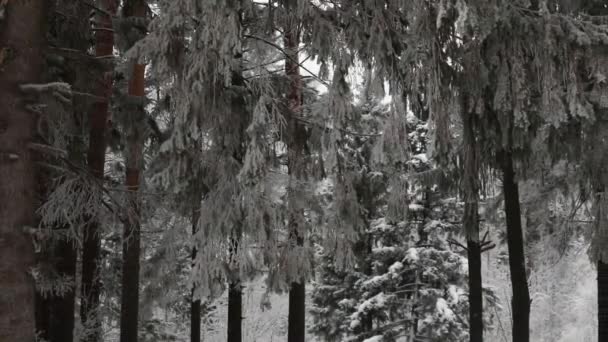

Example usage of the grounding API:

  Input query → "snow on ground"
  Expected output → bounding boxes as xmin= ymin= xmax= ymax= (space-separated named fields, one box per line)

xmin=203 ymin=277 xmax=319 ymax=342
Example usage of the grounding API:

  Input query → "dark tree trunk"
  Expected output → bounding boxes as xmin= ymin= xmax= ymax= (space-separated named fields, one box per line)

xmin=190 ymin=211 xmax=201 ymax=342
xmin=598 ymin=185 xmax=608 ymax=342
xmin=119 ymin=162 xmax=142 ymax=342
xmin=288 ymin=281 xmax=306 ymax=342
xmin=49 ymin=238 xmax=78 ymax=342
xmin=119 ymin=2 xmax=148 ymax=341
xmin=36 ymin=292 xmax=51 ymax=340
xmin=283 ymin=1 xmax=307 ymax=341
xmin=599 ymin=259 xmax=608 ymax=341
xmin=461 ymin=94 xmax=483 ymax=342
xmin=81 ymin=1 xmax=117 ymax=340
xmin=227 ymin=282 xmax=242 ymax=342
xmin=191 ymin=212 xmax=201 ymax=342
xmin=501 ymin=151 xmax=530 ymax=342
xmin=42 ymin=2 xmax=93 ymax=340
xmin=191 ymin=295 xmax=201 ymax=342
xmin=0 ymin=1 xmax=48 ymax=341
xmin=467 ymin=240 xmax=483 ymax=342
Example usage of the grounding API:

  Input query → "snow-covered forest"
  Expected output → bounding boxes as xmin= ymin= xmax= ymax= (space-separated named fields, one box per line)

xmin=0 ymin=1 xmax=607 ymax=342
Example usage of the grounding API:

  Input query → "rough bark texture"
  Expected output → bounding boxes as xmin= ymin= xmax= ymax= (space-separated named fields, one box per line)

xmin=81 ymin=2 xmax=118 ymax=340
xmin=283 ymin=1 xmax=307 ymax=341
xmin=0 ymin=1 xmax=48 ymax=341
xmin=227 ymin=282 xmax=243 ymax=342
xmin=119 ymin=2 xmax=148 ymax=341
xmin=461 ymin=94 xmax=483 ymax=342
xmin=501 ymin=151 xmax=530 ymax=342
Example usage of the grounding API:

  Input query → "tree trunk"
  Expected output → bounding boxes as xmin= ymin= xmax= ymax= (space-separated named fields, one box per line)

xmin=50 ymin=238 xmax=78 ymax=342
xmin=0 ymin=1 xmax=48 ymax=341
xmin=35 ymin=292 xmax=51 ymax=340
xmin=119 ymin=2 xmax=147 ymax=340
xmin=42 ymin=2 xmax=93 ymax=340
xmin=288 ymin=281 xmax=306 ymax=342
xmin=461 ymin=94 xmax=483 ymax=342
xmin=599 ymin=259 xmax=608 ymax=341
xmin=283 ymin=1 xmax=307 ymax=340
xmin=191 ymin=211 xmax=201 ymax=342
xmin=81 ymin=1 xmax=118 ymax=340
xmin=191 ymin=297 xmax=201 ymax=342
xmin=227 ymin=282 xmax=242 ymax=342
xmin=501 ymin=151 xmax=530 ymax=342
xmin=467 ymin=240 xmax=483 ymax=342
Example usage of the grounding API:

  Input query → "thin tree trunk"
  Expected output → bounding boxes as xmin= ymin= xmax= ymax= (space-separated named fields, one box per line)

xmin=81 ymin=2 xmax=118 ymax=340
xmin=283 ymin=1 xmax=307 ymax=340
xmin=50 ymin=238 xmax=78 ymax=342
xmin=44 ymin=2 xmax=92 ymax=340
xmin=0 ymin=1 xmax=48 ymax=341
xmin=599 ymin=259 xmax=608 ymax=341
xmin=227 ymin=281 xmax=242 ymax=342
xmin=597 ymin=185 xmax=608 ymax=342
xmin=467 ymin=241 xmax=483 ymax=342
xmin=119 ymin=1 xmax=148 ymax=340
xmin=191 ymin=211 xmax=201 ymax=342
xmin=501 ymin=151 xmax=530 ymax=342
xmin=36 ymin=293 xmax=51 ymax=340
xmin=288 ymin=280 xmax=306 ymax=342
xmin=461 ymin=94 xmax=483 ymax=342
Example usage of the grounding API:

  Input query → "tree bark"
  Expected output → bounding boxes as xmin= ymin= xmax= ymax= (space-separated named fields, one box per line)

xmin=227 ymin=282 xmax=242 ymax=342
xmin=41 ymin=2 xmax=93 ymax=340
xmin=0 ymin=1 xmax=48 ymax=341
xmin=81 ymin=1 xmax=118 ymax=340
xmin=467 ymin=240 xmax=483 ymax=342
xmin=119 ymin=2 xmax=148 ymax=341
xmin=288 ymin=280 xmax=306 ymax=342
xmin=461 ymin=94 xmax=483 ymax=342
xmin=191 ymin=211 xmax=201 ymax=342
xmin=283 ymin=1 xmax=307 ymax=340
xmin=599 ymin=259 xmax=608 ymax=341
xmin=501 ymin=151 xmax=530 ymax=342
xmin=35 ymin=292 xmax=51 ymax=341
xmin=50 ymin=238 xmax=78 ymax=342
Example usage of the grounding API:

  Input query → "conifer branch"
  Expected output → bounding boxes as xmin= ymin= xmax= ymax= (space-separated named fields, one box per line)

xmin=243 ymin=34 xmax=330 ymax=87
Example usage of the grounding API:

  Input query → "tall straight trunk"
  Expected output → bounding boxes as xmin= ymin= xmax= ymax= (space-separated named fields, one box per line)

xmin=283 ymin=1 xmax=306 ymax=341
xmin=467 ymin=241 xmax=483 ymax=341
xmin=49 ymin=237 xmax=78 ymax=342
xmin=36 ymin=292 xmax=52 ymax=340
xmin=500 ymin=151 xmax=530 ymax=342
xmin=0 ymin=1 xmax=48 ymax=341
xmin=81 ymin=1 xmax=118 ymax=340
xmin=191 ymin=210 xmax=201 ymax=342
xmin=44 ymin=2 xmax=93 ymax=340
xmin=288 ymin=280 xmax=306 ymax=341
xmin=461 ymin=94 xmax=483 ymax=342
xmin=597 ymin=185 xmax=608 ymax=341
xmin=227 ymin=230 xmax=242 ymax=342
xmin=599 ymin=259 xmax=608 ymax=341
xmin=119 ymin=2 xmax=147 ymax=341
xmin=227 ymin=281 xmax=242 ymax=342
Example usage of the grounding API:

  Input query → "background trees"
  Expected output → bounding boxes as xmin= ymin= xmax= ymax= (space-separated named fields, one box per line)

xmin=0 ymin=0 xmax=606 ymax=341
